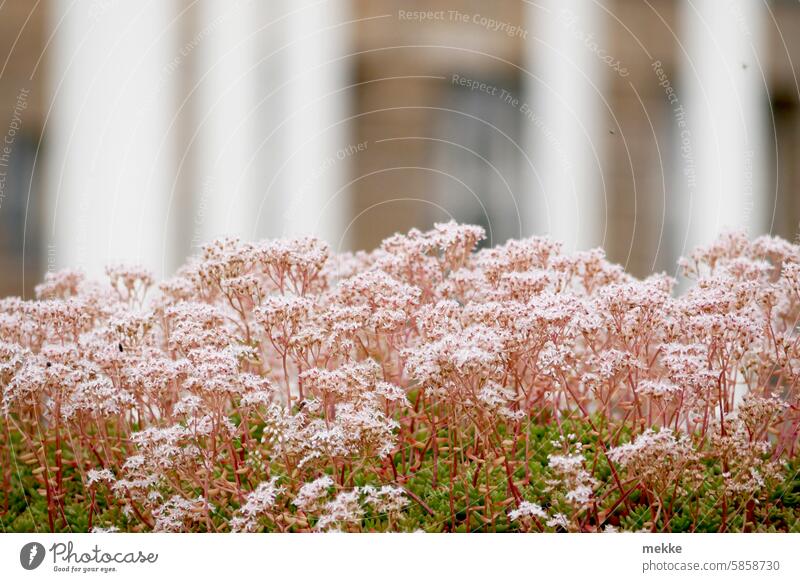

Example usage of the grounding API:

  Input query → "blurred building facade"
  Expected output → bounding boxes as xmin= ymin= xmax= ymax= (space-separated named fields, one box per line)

xmin=1 ymin=0 xmax=800 ymax=297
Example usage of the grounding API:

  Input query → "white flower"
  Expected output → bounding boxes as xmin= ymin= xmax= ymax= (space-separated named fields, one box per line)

xmin=294 ymin=476 xmax=334 ymax=512
xmin=86 ymin=468 xmax=115 ymax=487
xmin=508 ymin=501 xmax=546 ymax=521
xmin=546 ymin=513 xmax=569 ymax=529
xmin=230 ymin=478 xmax=285 ymax=532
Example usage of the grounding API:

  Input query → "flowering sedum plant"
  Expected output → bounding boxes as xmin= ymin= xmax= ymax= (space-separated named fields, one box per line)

xmin=1 ymin=223 xmax=799 ymax=532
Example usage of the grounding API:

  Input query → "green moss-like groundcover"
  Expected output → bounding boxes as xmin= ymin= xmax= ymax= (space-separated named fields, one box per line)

xmin=3 ymin=415 xmax=799 ymax=533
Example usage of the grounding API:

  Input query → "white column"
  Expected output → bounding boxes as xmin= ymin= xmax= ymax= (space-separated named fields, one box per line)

xmin=279 ymin=0 xmax=351 ymax=248
xmin=679 ymin=0 xmax=766 ymax=253
xmin=192 ymin=0 xmax=351 ymax=248
xmin=524 ymin=0 xmax=607 ymax=250
xmin=46 ymin=1 xmax=179 ymax=278
xmin=192 ymin=0 xmax=261 ymax=245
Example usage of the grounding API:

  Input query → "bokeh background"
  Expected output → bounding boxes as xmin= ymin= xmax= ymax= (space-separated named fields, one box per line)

xmin=1 ymin=0 xmax=799 ymax=297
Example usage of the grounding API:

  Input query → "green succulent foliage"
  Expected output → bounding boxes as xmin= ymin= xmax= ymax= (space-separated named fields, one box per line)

xmin=3 ymin=416 xmax=799 ymax=533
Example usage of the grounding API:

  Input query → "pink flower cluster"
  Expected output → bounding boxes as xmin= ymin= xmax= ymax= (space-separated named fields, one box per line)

xmin=1 ymin=223 xmax=799 ymax=532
